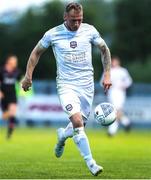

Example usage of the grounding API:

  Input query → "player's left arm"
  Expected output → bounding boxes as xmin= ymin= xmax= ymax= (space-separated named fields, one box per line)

xmin=97 ymin=41 xmax=112 ymax=93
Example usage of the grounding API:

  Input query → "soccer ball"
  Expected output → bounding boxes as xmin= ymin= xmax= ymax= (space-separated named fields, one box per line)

xmin=94 ymin=102 xmax=117 ymax=126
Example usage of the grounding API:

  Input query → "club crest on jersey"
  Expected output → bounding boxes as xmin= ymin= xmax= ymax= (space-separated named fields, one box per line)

xmin=70 ymin=41 xmax=77 ymax=49
xmin=65 ymin=104 xmax=73 ymax=111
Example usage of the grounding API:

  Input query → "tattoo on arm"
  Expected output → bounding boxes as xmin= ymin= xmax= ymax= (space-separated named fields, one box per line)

xmin=100 ymin=44 xmax=111 ymax=72
xmin=25 ymin=42 xmax=46 ymax=79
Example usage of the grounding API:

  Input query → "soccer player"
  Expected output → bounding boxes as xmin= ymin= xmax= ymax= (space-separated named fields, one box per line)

xmin=0 ymin=54 xmax=21 ymax=139
xmin=22 ymin=2 xmax=112 ymax=176
xmin=102 ymin=56 xmax=132 ymax=136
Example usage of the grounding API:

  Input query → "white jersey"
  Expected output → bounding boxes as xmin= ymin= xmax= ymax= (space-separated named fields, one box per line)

xmin=40 ymin=23 xmax=104 ymax=87
xmin=108 ymin=66 xmax=132 ymax=109
xmin=110 ymin=67 xmax=132 ymax=91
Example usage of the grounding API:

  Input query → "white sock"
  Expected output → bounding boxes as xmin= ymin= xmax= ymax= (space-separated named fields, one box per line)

xmin=72 ymin=127 xmax=93 ymax=162
xmin=64 ymin=122 xmax=74 ymax=139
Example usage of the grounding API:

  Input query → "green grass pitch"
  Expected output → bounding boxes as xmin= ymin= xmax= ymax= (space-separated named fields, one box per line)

xmin=0 ymin=127 xmax=151 ymax=179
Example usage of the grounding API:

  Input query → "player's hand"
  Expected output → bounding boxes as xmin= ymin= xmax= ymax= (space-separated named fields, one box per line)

xmin=21 ymin=76 xmax=32 ymax=92
xmin=0 ymin=91 xmax=4 ymax=99
xmin=102 ymin=72 xmax=112 ymax=94
xmin=103 ymin=81 xmax=112 ymax=94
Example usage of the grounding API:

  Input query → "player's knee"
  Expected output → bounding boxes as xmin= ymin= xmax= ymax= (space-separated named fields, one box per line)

xmin=70 ymin=112 xmax=83 ymax=128
xmin=8 ymin=104 xmax=17 ymax=117
xmin=2 ymin=111 xmax=9 ymax=120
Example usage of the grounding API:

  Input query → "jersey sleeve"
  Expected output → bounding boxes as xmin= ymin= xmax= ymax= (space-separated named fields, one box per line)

xmin=39 ymin=31 xmax=52 ymax=49
xmin=91 ymin=26 xmax=105 ymax=46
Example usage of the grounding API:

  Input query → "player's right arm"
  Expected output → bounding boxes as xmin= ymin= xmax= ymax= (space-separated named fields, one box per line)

xmin=22 ymin=42 xmax=46 ymax=91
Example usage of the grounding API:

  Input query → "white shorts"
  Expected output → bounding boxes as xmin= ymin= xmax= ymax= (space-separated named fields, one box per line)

xmin=57 ymin=84 xmax=94 ymax=119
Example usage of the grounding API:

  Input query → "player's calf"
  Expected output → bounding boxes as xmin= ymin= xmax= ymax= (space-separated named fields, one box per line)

xmin=72 ymin=127 xmax=103 ymax=176
xmin=7 ymin=116 xmax=16 ymax=139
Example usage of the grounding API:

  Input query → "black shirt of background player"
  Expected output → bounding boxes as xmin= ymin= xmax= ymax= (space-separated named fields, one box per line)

xmin=0 ymin=67 xmax=21 ymax=103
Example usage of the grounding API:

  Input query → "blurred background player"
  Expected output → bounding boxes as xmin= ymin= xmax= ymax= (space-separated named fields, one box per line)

xmin=101 ymin=56 xmax=132 ymax=136
xmin=22 ymin=2 xmax=111 ymax=176
xmin=0 ymin=54 xmax=21 ymax=139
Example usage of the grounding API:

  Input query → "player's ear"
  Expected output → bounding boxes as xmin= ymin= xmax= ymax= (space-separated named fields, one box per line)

xmin=63 ymin=12 xmax=67 ymax=21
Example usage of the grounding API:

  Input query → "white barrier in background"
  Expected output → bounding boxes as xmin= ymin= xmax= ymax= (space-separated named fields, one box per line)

xmin=16 ymin=95 xmax=151 ymax=124
xmin=124 ymin=97 xmax=151 ymax=123
xmin=17 ymin=95 xmax=68 ymax=122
